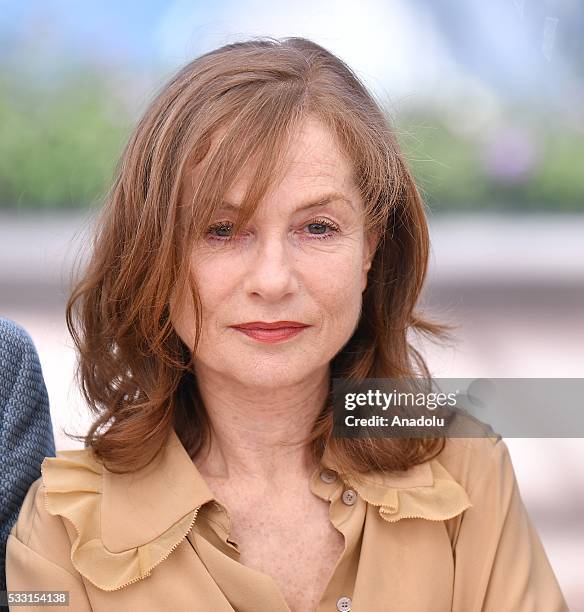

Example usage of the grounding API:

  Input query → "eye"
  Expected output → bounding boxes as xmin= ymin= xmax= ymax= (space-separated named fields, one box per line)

xmin=303 ymin=217 xmax=340 ymax=240
xmin=206 ymin=221 xmax=236 ymax=242
xmin=205 ymin=217 xmax=341 ymax=243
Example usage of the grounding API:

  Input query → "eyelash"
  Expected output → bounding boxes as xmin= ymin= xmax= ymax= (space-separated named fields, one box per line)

xmin=206 ymin=217 xmax=341 ymax=242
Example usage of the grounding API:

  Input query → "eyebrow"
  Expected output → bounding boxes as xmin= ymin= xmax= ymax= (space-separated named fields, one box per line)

xmin=218 ymin=191 xmax=355 ymax=214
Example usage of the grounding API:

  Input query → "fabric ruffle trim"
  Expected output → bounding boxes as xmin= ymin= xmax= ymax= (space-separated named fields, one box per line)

xmin=344 ymin=459 xmax=472 ymax=523
xmin=40 ymin=450 xmax=199 ymax=592
xmin=40 ymin=449 xmax=471 ymax=590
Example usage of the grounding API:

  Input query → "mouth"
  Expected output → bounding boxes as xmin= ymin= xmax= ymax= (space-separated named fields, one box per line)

xmin=231 ymin=321 xmax=308 ymax=330
xmin=229 ymin=321 xmax=310 ymax=343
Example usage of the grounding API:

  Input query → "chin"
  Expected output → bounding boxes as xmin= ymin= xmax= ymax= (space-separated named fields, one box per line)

xmin=232 ymin=360 xmax=315 ymax=389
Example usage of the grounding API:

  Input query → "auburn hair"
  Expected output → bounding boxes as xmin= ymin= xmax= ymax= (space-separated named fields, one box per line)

xmin=66 ymin=36 xmax=454 ymax=475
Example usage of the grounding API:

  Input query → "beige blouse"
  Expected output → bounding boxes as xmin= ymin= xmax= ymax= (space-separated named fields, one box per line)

xmin=6 ymin=428 xmax=568 ymax=611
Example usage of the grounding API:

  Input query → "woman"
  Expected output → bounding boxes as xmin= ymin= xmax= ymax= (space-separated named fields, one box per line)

xmin=6 ymin=37 xmax=568 ymax=611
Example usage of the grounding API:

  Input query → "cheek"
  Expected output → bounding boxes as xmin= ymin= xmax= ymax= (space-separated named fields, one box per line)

xmin=169 ymin=258 xmax=224 ymax=347
xmin=308 ymin=249 xmax=364 ymax=319
xmin=188 ymin=255 xmax=231 ymax=312
xmin=169 ymin=288 xmax=195 ymax=349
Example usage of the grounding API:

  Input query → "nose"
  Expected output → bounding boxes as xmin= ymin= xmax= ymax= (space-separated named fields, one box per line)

xmin=243 ymin=233 xmax=299 ymax=300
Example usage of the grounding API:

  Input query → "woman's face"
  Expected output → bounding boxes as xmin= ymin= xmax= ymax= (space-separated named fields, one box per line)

xmin=171 ymin=117 xmax=378 ymax=389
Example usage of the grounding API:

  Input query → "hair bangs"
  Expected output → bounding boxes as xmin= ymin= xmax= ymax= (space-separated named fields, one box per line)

xmin=182 ymin=81 xmax=305 ymax=245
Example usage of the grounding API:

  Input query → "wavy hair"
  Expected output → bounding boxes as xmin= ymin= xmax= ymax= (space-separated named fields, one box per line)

xmin=66 ymin=36 xmax=454 ymax=475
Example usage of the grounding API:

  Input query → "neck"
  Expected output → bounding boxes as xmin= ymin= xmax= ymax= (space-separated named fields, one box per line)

xmin=192 ymin=364 xmax=330 ymax=486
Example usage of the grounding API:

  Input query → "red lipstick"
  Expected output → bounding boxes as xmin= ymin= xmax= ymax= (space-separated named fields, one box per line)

xmin=230 ymin=321 xmax=309 ymax=343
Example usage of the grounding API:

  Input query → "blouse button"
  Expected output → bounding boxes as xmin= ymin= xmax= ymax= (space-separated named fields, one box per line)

xmin=336 ymin=595 xmax=352 ymax=611
xmin=341 ymin=489 xmax=357 ymax=505
xmin=320 ymin=469 xmax=337 ymax=484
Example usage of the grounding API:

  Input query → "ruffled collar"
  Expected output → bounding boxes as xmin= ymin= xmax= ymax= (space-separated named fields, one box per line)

xmin=41 ymin=428 xmax=217 ymax=590
xmin=100 ymin=429 xmax=216 ymax=552
xmin=40 ymin=428 xmax=471 ymax=591
xmin=314 ymin=442 xmax=472 ymax=523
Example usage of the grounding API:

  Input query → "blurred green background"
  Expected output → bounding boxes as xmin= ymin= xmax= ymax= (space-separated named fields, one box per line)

xmin=1 ymin=1 xmax=582 ymax=212
xmin=2 ymin=64 xmax=583 ymax=212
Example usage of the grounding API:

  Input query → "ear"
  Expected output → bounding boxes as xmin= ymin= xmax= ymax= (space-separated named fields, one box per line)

xmin=361 ymin=228 xmax=381 ymax=293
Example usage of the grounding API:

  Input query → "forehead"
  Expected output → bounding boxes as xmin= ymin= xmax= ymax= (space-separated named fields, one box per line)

xmin=281 ymin=117 xmax=353 ymax=177
xmin=235 ymin=122 xmax=359 ymax=217
xmin=182 ymin=116 xmax=357 ymax=205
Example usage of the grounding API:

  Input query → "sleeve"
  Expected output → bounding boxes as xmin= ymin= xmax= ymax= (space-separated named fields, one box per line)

xmin=5 ymin=477 xmax=92 ymax=612
xmin=451 ymin=439 xmax=569 ymax=612
xmin=0 ymin=316 xmax=56 ymax=594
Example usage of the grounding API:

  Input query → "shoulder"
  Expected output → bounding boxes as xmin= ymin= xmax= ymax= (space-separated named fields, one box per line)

xmin=13 ymin=446 xmax=102 ymax=520
xmin=0 ymin=316 xmax=45 ymax=386
xmin=435 ymin=435 xmax=509 ymax=499
xmin=8 ymin=447 xmax=104 ymax=580
xmin=0 ymin=316 xmax=35 ymax=351
xmin=9 ymin=475 xmax=44 ymax=546
xmin=37 ymin=446 xmax=103 ymax=539
xmin=9 ymin=470 xmax=82 ymax=578
xmin=433 ymin=435 xmax=517 ymax=547
xmin=10 ymin=441 xmax=204 ymax=592
xmin=11 ymin=447 xmax=103 ymax=548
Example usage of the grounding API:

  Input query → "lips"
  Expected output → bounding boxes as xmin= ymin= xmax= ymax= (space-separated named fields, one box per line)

xmin=229 ymin=321 xmax=310 ymax=344
xmin=231 ymin=321 xmax=308 ymax=330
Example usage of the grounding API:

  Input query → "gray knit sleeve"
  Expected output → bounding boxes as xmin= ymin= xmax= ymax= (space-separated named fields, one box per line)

xmin=0 ymin=317 xmax=55 ymax=595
